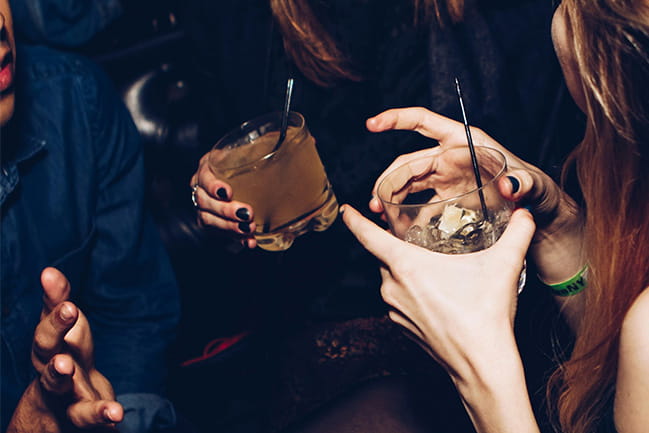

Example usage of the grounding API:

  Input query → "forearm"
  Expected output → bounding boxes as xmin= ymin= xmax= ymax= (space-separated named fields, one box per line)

xmin=450 ymin=335 xmax=541 ymax=433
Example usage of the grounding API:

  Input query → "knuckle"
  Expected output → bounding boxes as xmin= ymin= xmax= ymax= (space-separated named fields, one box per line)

xmin=33 ymin=332 xmax=51 ymax=352
xmin=380 ymin=284 xmax=395 ymax=305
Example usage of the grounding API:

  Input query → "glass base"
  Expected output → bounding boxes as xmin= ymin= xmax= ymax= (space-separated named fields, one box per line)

xmin=255 ymin=192 xmax=339 ymax=251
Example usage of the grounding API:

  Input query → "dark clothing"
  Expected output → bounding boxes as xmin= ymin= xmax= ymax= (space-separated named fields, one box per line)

xmin=1 ymin=45 xmax=180 ymax=431
xmin=10 ymin=0 xmax=122 ymax=47
xmin=174 ymin=1 xmax=584 ymax=431
xmin=181 ymin=0 xmax=581 ymax=323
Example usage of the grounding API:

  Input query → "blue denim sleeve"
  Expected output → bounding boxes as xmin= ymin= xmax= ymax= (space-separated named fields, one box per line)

xmin=116 ymin=393 xmax=177 ymax=433
xmin=10 ymin=0 xmax=122 ymax=46
xmin=76 ymin=57 xmax=180 ymax=396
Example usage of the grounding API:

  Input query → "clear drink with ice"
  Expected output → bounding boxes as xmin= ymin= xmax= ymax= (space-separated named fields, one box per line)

xmin=377 ymin=145 xmax=525 ymax=290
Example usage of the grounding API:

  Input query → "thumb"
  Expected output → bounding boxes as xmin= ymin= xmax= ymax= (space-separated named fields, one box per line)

xmin=341 ymin=204 xmax=403 ymax=265
xmin=40 ymin=267 xmax=71 ymax=315
xmin=492 ymin=208 xmax=536 ymax=258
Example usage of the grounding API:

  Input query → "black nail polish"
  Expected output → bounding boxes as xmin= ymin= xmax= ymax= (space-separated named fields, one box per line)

xmin=236 ymin=208 xmax=250 ymax=221
xmin=238 ymin=221 xmax=251 ymax=233
xmin=507 ymin=176 xmax=520 ymax=193
xmin=217 ymin=187 xmax=228 ymax=200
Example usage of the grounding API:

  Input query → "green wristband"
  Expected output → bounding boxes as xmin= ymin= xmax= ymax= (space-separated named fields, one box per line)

xmin=541 ymin=265 xmax=588 ymax=297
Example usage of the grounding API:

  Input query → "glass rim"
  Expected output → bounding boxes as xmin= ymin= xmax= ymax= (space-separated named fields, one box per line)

xmin=377 ymin=145 xmax=508 ymax=208
xmin=211 ymin=111 xmax=305 ymax=170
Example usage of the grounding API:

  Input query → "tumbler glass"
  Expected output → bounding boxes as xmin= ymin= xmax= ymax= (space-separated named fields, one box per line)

xmin=208 ymin=111 xmax=338 ymax=251
xmin=377 ymin=145 xmax=525 ymax=290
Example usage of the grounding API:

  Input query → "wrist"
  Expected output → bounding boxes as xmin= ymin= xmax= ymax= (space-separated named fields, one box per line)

xmin=539 ymin=264 xmax=588 ymax=296
xmin=7 ymin=381 xmax=59 ymax=433
xmin=531 ymin=200 xmax=585 ymax=284
xmin=450 ymin=338 xmax=539 ymax=433
xmin=446 ymin=323 xmax=520 ymax=393
xmin=531 ymin=191 xmax=582 ymax=243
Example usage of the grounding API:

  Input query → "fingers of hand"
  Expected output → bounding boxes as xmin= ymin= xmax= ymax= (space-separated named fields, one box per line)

xmin=241 ymin=237 xmax=257 ymax=249
xmin=67 ymin=400 xmax=124 ymax=429
xmin=493 ymin=208 xmax=536 ymax=261
xmin=32 ymin=302 xmax=78 ymax=368
xmin=499 ymin=168 xmax=535 ymax=200
xmin=192 ymin=182 xmax=232 ymax=209
xmin=366 ymin=107 xmax=461 ymax=141
xmin=368 ymin=196 xmax=383 ymax=214
xmin=197 ymin=203 xmax=256 ymax=234
xmin=192 ymin=164 xmax=231 ymax=202
xmin=62 ymin=311 xmax=95 ymax=370
xmin=192 ymin=180 xmax=255 ymax=234
xmin=40 ymin=355 xmax=122 ymax=428
xmin=504 ymin=168 xmax=563 ymax=217
xmin=341 ymin=205 xmax=401 ymax=264
xmin=40 ymin=268 xmax=71 ymax=314
xmin=40 ymin=354 xmax=75 ymax=395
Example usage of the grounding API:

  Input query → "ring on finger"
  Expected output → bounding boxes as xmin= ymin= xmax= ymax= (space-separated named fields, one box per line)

xmin=191 ymin=184 xmax=200 ymax=209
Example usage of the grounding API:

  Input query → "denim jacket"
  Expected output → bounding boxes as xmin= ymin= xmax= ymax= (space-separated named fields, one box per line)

xmin=1 ymin=45 xmax=180 ymax=430
xmin=10 ymin=0 xmax=123 ymax=47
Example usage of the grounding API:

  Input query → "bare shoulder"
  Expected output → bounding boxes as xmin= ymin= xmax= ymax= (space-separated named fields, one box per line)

xmin=619 ymin=287 xmax=649 ymax=360
xmin=615 ymin=287 xmax=649 ymax=432
xmin=622 ymin=287 xmax=649 ymax=331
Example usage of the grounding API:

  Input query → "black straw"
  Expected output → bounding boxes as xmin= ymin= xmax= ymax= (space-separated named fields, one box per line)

xmin=273 ymin=77 xmax=295 ymax=153
xmin=454 ymin=77 xmax=489 ymax=221
xmin=264 ymin=78 xmax=295 ymax=233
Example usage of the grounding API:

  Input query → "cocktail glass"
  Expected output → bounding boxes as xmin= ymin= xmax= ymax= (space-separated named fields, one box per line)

xmin=208 ymin=111 xmax=338 ymax=251
xmin=377 ymin=145 xmax=526 ymax=290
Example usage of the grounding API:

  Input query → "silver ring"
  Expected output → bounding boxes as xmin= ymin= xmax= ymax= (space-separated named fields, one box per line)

xmin=191 ymin=184 xmax=199 ymax=209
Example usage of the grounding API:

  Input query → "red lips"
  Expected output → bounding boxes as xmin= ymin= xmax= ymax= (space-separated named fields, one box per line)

xmin=0 ymin=50 xmax=13 ymax=93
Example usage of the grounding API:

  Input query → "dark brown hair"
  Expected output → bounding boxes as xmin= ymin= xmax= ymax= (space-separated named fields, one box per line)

xmin=269 ymin=0 xmax=465 ymax=87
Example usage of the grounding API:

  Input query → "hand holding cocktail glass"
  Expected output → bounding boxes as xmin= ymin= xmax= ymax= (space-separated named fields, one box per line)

xmin=340 ymin=106 xmax=543 ymax=378
xmin=191 ymin=79 xmax=338 ymax=251
xmin=376 ymin=145 xmax=515 ymax=256
xmin=372 ymin=81 xmax=524 ymax=287
xmin=366 ymin=107 xmax=575 ymax=238
xmin=340 ymin=107 xmax=587 ymax=373
xmin=191 ymin=111 xmax=338 ymax=251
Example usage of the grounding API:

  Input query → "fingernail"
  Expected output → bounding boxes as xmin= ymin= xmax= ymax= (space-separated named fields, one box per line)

xmin=339 ymin=205 xmax=345 ymax=215
xmin=60 ymin=304 xmax=74 ymax=322
xmin=507 ymin=176 xmax=520 ymax=193
xmin=236 ymin=208 xmax=250 ymax=221
xmin=216 ymin=187 xmax=228 ymax=200
xmin=238 ymin=221 xmax=251 ymax=233
xmin=104 ymin=408 xmax=114 ymax=422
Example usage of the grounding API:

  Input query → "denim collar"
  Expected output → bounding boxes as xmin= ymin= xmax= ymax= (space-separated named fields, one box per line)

xmin=0 ymin=132 xmax=47 ymax=205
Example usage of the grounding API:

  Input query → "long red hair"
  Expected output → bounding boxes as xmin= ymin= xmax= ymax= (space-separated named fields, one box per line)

xmin=548 ymin=1 xmax=649 ymax=432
